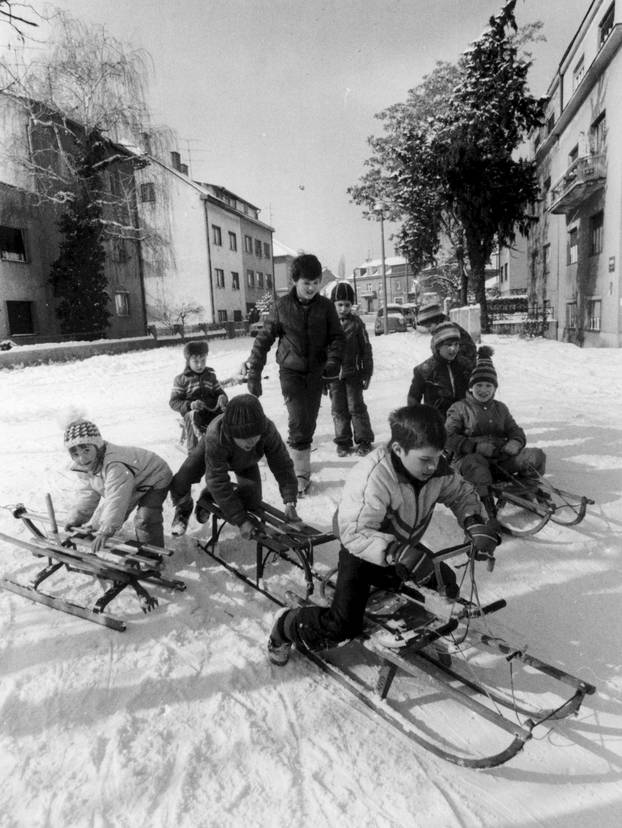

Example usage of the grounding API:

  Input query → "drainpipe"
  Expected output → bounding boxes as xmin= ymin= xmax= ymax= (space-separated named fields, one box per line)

xmin=202 ymin=196 xmax=215 ymax=324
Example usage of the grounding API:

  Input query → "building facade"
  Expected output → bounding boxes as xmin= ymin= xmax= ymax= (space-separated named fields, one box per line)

xmin=352 ymin=256 xmax=414 ymax=312
xmin=528 ymin=0 xmax=621 ymax=346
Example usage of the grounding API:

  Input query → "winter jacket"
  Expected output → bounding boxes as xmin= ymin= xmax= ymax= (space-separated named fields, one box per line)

xmin=407 ymin=354 xmax=472 ymax=418
xmin=248 ymin=287 xmax=345 ymax=377
xmin=337 ymin=444 xmax=481 ymax=567
xmin=445 ymin=394 xmax=526 ymax=459
xmin=203 ymin=413 xmax=298 ymax=525
xmin=453 ymin=323 xmax=477 ymax=370
xmin=67 ymin=443 xmax=173 ymax=536
xmin=337 ymin=313 xmax=373 ymax=380
xmin=169 ymin=366 xmax=227 ymax=415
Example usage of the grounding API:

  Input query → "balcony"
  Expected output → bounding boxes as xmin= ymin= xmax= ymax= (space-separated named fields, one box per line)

xmin=548 ymin=154 xmax=606 ymax=214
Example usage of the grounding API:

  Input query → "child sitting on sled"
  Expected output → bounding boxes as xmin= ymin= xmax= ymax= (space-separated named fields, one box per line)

xmin=63 ymin=418 xmax=173 ymax=551
xmin=267 ymin=404 xmax=500 ymax=666
xmin=169 ymin=394 xmax=301 ymax=538
xmin=444 ymin=347 xmax=546 ymax=519
xmin=169 ymin=340 xmax=228 ymax=453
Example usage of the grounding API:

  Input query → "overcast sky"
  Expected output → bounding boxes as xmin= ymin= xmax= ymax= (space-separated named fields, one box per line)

xmin=10 ymin=0 xmax=593 ymax=274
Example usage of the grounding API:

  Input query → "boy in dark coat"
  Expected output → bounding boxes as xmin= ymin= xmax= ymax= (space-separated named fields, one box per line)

xmin=245 ymin=253 xmax=345 ymax=494
xmin=169 ymin=394 xmax=300 ymax=537
xmin=267 ymin=404 xmax=500 ymax=665
xmin=445 ymin=347 xmax=546 ymax=518
xmin=328 ymin=281 xmax=374 ymax=457
xmin=169 ymin=340 xmax=228 ymax=452
xmin=417 ymin=303 xmax=477 ymax=370
xmin=407 ymin=322 xmax=472 ymax=418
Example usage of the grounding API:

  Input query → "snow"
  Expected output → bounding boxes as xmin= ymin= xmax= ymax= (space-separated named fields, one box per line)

xmin=1 ymin=331 xmax=621 ymax=828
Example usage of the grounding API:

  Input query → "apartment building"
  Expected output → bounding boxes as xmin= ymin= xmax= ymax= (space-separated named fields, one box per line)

xmin=352 ymin=256 xmax=414 ymax=312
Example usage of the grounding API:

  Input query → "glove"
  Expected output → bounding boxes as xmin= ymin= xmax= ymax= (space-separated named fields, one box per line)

xmin=217 ymin=394 xmax=228 ymax=410
xmin=322 ymin=361 xmax=340 ymax=381
xmin=361 ymin=376 xmax=371 ymax=391
xmin=502 ymin=439 xmax=522 ymax=456
xmin=239 ymin=519 xmax=257 ymax=540
xmin=387 ymin=541 xmax=434 ymax=584
xmin=247 ymin=375 xmax=262 ymax=397
xmin=191 ymin=400 xmax=207 ymax=411
xmin=283 ymin=503 xmax=304 ymax=529
xmin=475 ymin=440 xmax=497 ymax=458
xmin=465 ymin=519 xmax=501 ymax=560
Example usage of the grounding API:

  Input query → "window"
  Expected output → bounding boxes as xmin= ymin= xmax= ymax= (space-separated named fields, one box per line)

xmin=217 ymin=309 xmax=228 ymax=322
xmin=569 ymin=145 xmax=579 ymax=165
xmin=266 ymin=273 xmax=272 ymax=289
xmin=600 ymin=3 xmax=615 ymax=46
xmin=587 ymin=298 xmax=601 ymax=331
xmin=212 ymin=225 xmax=222 ymax=246
xmin=109 ymin=169 xmax=122 ymax=196
xmin=543 ymin=243 xmax=551 ymax=275
xmin=546 ymin=114 xmax=555 ymax=135
xmin=590 ymin=211 xmax=604 ymax=255
xmin=257 ymin=272 xmax=264 ymax=289
xmin=114 ymin=292 xmax=130 ymax=316
xmin=568 ymin=227 xmax=578 ymax=264
xmin=228 ymin=231 xmax=237 ymax=251
xmin=244 ymin=235 xmax=253 ymax=253
xmin=6 ymin=300 xmax=34 ymax=334
xmin=591 ymin=112 xmax=606 ymax=153
xmin=247 ymin=269 xmax=255 ymax=287
xmin=140 ymin=182 xmax=155 ymax=203
xmin=566 ymin=301 xmax=577 ymax=329
xmin=215 ymin=268 xmax=225 ymax=288
xmin=254 ymin=239 xmax=262 ymax=257
xmin=233 ymin=310 xmax=243 ymax=322
xmin=572 ymin=55 xmax=585 ymax=90
xmin=263 ymin=242 xmax=270 ymax=259
xmin=231 ymin=271 xmax=240 ymax=290
xmin=0 ymin=226 xmax=27 ymax=262
xmin=504 ymin=263 xmax=509 ymax=282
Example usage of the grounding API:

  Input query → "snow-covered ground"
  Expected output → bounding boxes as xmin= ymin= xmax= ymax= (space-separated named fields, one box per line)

xmin=1 ymin=330 xmax=621 ymax=828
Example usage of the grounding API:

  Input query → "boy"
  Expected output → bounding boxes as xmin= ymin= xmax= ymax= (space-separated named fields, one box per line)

xmin=417 ymin=303 xmax=477 ymax=370
xmin=244 ymin=253 xmax=345 ymax=494
xmin=445 ymin=347 xmax=546 ymax=518
xmin=328 ymin=281 xmax=374 ymax=457
xmin=169 ymin=394 xmax=301 ymax=538
xmin=267 ymin=404 xmax=500 ymax=665
xmin=169 ymin=340 xmax=228 ymax=452
xmin=407 ymin=322 xmax=472 ymax=417
xmin=63 ymin=418 xmax=173 ymax=551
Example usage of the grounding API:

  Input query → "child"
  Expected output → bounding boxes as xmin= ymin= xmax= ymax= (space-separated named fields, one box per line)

xmin=267 ymin=404 xmax=500 ymax=665
xmin=169 ymin=340 xmax=228 ymax=453
xmin=416 ymin=303 xmax=477 ymax=370
xmin=169 ymin=394 xmax=301 ymax=538
xmin=245 ymin=253 xmax=345 ymax=494
xmin=445 ymin=347 xmax=546 ymax=518
xmin=407 ymin=321 xmax=472 ymax=417
xmin=328 ymin=281 xmax=374 ymax=457
xmin=63 ymin=418 xmax=173 ymax=551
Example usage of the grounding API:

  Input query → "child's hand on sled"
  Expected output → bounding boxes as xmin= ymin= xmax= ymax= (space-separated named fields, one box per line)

xmin=475 ymin=440 xmax=497 ymax=458
xmin=466 ymin=519 xmax=501 ymax=560
xmin=284 ymin=503 xmax=304 ymax=528
xmin=92 ymin=530 xmax=113 ymax=553
xmin=239 ymin=519 xmax=258 ymax=541
xmin=501 ymin=439 xmax=522 ymax=456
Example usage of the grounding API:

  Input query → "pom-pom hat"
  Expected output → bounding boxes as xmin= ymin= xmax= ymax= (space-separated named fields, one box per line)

xmin=469 ymin=346 xmax=498 ymax=387
xmin=184 ymin=340 xmax=209 ymax=361
xmin=417 ymin=303 xmax=444 ymax=327
xmin=330 ymin=281 xmax=355 ymax=303
xmin=64 ymin=419 xmax=104 ymax=450
xmin=431 ymin=321 xmax=460 ymax=350
xmin=222 ymin=394 xmax=267 ymax=439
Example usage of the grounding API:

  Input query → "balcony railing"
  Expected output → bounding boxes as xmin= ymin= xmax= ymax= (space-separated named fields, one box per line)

xmin=548 ymin=154 xmax=606 ymax=214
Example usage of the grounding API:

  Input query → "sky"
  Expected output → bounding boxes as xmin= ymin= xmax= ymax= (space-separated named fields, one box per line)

xmin=4 ymin=0 xmax=593 ymax=274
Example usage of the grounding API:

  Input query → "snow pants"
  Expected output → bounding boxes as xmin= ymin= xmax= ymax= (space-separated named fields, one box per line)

xmin=279 ymin=368 xmax=324 ymax=450
xmin=129 ymin=486 xmax=168 ymax=548
xmin=329 ymin=377 xmax=374 ymax=448
xmin=456 ymin=447 xmax=546 ymax=497
xmin=280 ymin=546 xmax=457 ymax=651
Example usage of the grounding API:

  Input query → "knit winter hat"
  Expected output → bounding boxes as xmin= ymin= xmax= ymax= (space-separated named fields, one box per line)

xmin=330 ymin=281 xmax=355 ymax=303
xmin=431 ymin=321 xmax=460 ymax=350
xmin=184 ymin=340 xmax=209 ymax=360
xmin=417 ymin=303 xmax=444 ymax=327
xmin=64 ymin=419 xmax=104 ymax=450
xmin=469 ymin=346 xmax=497 ymax=387
xmin=222 ymin=394 xmax=267 ymax=439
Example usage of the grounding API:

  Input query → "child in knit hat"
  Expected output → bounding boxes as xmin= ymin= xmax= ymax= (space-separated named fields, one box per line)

xmin=416 ymin=304 xmax=477 ymax=370
xmin=407 ymin=322 xmax=472 ymax=417
xmin=445 ymin=347 xmax=546 ymax=518
xmin=63 ymin=419 xmax=173 ymax=551
xmin=169 ymin=394 xmax=300 ymax=538
xmin=328 ymin=281 xmax=374 ymax=457
xmin=169 ymin=340 xmax=228 ymax=453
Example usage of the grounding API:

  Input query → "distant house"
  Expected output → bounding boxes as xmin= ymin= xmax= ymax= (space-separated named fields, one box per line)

xmin=352 ymin=256 xmax=413 ymax=312
xmin=273 ymin=239 xmax=299 ymax=295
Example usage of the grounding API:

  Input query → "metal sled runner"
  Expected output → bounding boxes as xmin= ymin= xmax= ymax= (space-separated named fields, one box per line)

xmin=0 ymin=497 xmax=186 ymax=631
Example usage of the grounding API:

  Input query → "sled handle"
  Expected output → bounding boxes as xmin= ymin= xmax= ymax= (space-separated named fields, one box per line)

xmin=45 ymin=493 xmax=59 ymax=537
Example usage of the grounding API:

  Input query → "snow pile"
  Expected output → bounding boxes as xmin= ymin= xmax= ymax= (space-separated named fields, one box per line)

xmin=1 ymin=332 xmax=621 ymax=827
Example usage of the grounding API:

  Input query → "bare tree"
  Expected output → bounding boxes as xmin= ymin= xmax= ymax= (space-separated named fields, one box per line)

xmin=0 ymin=2 xmax=38 ymax=38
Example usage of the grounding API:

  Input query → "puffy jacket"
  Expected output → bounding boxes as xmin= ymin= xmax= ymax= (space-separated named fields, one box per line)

xmin=203 ymin=414 xmax=298 ymax=525
xmin=338 ymin=313 xmax=373 ymax=380
xmin=445 ymin=394 xmax=526 ymax=459
xmin=337 ymin=444 xmax=481 ymax=567
xmin=67 ymin=443 xmax=173 ymax=535
xmin=407 ymin=354 xmax=472 ymax=418
xmin=248 ymin=287 xmax=344 ymax=376
xmin=169 ymin=366 xmax=226 ymax=415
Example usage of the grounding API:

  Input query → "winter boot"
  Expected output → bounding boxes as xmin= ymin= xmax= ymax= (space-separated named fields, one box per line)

xmin=267 ymin=607 xmax=293 ymax=666
xmin=194 ymin=488 xmax=214 ymax=524
xmin=336 ymin=444 xmax=351 ymax=458
xmin=289 ymin=447 xmax=311 ymax=496
xmin=355 ymin=442 xmax=373 ymax=457
xmin=171 ymin=501 xmax=193 ymax=536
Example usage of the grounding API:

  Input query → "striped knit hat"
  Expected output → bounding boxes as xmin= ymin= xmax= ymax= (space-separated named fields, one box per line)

xmin=64 ymin=419 xmax=104 ymax=450
xmin=431 ymin=321 xmax=460 ymax=351
xmin=417 ymin=303 xmax=444 ymax=327
xmin=469 ymin=346 xmax=497 ymax=387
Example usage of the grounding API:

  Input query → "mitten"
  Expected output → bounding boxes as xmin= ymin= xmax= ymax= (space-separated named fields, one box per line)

xmin=322 ymin=361 xmax=340 ymax=381
xmin=475 ymin=440 xmax=497 ymax=458
xmin=465 ymin=519 xmax=501 ymax=560
xmin=361 ymin=376 xmax=371 ymax=391
xmin=502 ymin=439 xmax=522 ymax=456
xmin=387 ymin=541 xmax=434 ymax=583
xmin=247 ymin=375 xmax=262 ymax=397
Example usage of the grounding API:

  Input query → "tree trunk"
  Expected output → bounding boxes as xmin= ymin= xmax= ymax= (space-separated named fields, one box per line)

xmin=465 ymin=235 xmax=490 ymax=333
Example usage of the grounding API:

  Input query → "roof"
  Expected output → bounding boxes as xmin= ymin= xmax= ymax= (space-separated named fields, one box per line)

xmin=273 ymin=240 xmax=299 ymax=258
xmin=355 ymin=255 xmax=407 ymax=271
